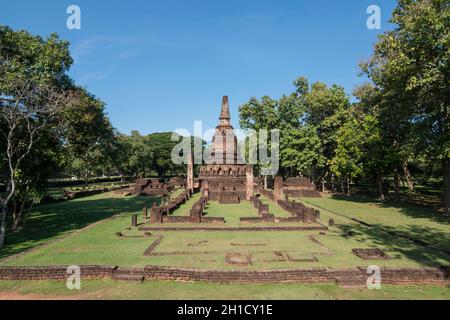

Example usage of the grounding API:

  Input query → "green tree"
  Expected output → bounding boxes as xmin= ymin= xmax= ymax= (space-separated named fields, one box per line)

xmin=108 ymin=132 xmax=134 ymax=181
xmin=0 ymin=26 xmax=73 ymax=242
xmin=329 ymin=105 xmax=392 ymax=198
xmin=361 ymin=0 xmax=450 ymax=212
xmin=239 ymin=77 xmax=350 ymax=187
xmin=303 ymin=82 xmax=350 ymax=187
xmin=0 ymin=26 xmax=113 ymax=245
xmin=281 ymin=126 xmax=325 ymax=177
xmin=127 ymin=131 xmax=154 ymax=177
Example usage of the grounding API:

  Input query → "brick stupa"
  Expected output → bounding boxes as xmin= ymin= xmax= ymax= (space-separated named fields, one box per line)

xmin=197 ymin=96 xmax=254 ymax=203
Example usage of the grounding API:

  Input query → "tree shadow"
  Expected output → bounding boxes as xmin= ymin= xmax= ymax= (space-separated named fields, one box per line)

xmin=339 ymin=222 xmax=450 ymax=268
xmin=330 ymin=194 xmax=450 ymax=225
xmin=0 ymin=195 xmax=159 ymax=260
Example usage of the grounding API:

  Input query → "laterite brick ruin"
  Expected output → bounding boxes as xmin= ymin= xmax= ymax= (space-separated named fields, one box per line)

xmin=197 ymin=96 xmax=254 ymax=204
xmin=137 ymin=96 xmax=323 ymax=226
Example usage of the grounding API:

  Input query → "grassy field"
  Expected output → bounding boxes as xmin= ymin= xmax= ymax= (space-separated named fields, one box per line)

xmin=170 ymin=193 xmax=301 ymax=227
xmin=1 ymin=280 xmax=449 ymax=300
xmin=0 ymin=191 xmax=449 ymax=299
xmin=296 ymin=194 xmax=450 ymax=263
xmin=1 ymin=192 xmax=449 ymax=270
xmin=47 ymin=181 xmax=131 ymax=199
xmin=0 ymin=193 xmax=157 ymax=260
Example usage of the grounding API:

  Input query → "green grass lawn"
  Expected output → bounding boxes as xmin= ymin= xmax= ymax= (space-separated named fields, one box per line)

xmin=169 ymin=187 xmax=186 ymax=199
xmin=169 ymin=193 xmax=315 ymax=227
xmin=0 ymin=191 xmax=449 ymax=299
xmin=5 ymin=226 xmax=447 ymax=270
xmin=47 ymin=181 xmax=131 ymax=199
xmin=0 ymin=280 xmax=448 ymax=300
xmin=1 ymin=192 xmax=449 ymax=270
xmin=0 ymin=192 xmax=158 ymax=260
xmin=295 ymin=194 xmax=450 ymax=264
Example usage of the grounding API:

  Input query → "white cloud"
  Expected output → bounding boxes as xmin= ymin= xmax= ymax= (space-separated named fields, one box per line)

xmin=117 ymin=49 xmax=142 ymax=59
xmin=71 ymin=36 xmax=117 ymax=62
xmin=79 ymin=71 xmax=109 ymax=82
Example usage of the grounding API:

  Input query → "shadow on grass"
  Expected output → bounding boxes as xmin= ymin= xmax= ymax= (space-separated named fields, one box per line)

xmin=330 ymin=194 xmax=450 ymax=226
xmin=339 ymin=222 xmax=450 ymax=267
xmin=0 ymin=195 xmax=160 ymax=260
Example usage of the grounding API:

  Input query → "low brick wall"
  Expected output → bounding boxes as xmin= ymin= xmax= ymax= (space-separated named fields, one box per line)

xmin=139 ymin=226 xmax=327 ymax=232
xmin=284 ymin=189 xmax=321 ymax=198
xmin=276 ymin=217 xmax=305 ymax=223
xmin=359 ymin=267 xmax=450 ymax=285
xmin=66 ymin=186 xmax=131 ymax=200
xmin=44 ymin=185 xmax=131 ymax=203
xmin=240 ymin=217 xmax=276 ymax=223
xmin=0 ymin=265 xmax=448 ymax=285
xmin=277 ymin=199 xmax=320 ymax=222
xmin=163 ymin=216 xmax=191 ymax=223
xmin=201 ymin=217 xmax=226 ymax=224
xmin=259 ymin=189 xmax=275 ymax=201
xmin=0 ymin=265 xmax=117 ymax=280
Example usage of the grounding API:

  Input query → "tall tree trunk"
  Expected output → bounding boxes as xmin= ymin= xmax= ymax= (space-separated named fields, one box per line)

xmin=376 ymin=173 xmax=385 ymax=200
xmin=346 ymin=177 xmax=350 ymax=196
xmin=12 ymin=180 xmax=30 ymax=231
xmin=12 ymin=184 xmax=30 ymax=232
xmin=11 ymin=201 xmax=20 ymax=232
xmin=444 ymin=158 xmax=450 ymax=216
xmin=0 ymin=206 xmax=6 ymax=248
xmin=441 ymin=100 xmax=449 ymax=214
xmin=0 ymin=181 xmax=16 ymax=249
xmin=400 ymin=176 xmax=406 ymax=188
xmin=403 ymin=163 xmax=414 ymax=191
xmin=423 ymin=162 xmax=433 ymax=185
xmin=394 ymin=168 xmax=400 ymax=201
xmin=84 ymin=169 xmax=89 ymax=185
xmin=12 ymin=214 xmax=21 ymax=232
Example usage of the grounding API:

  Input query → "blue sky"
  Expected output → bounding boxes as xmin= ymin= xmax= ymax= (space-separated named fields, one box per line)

xmin=0 ymin=0 xmax=397 ymax=135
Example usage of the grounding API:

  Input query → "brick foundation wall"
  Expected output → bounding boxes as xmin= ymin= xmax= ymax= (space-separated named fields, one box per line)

xmin=240 ymin=217 xmax=276 ymax=223
xmin=64 ymin=185 xmax=130 ymax=201
xmin=209 ymin=191 xmax=246 ymax=202
xmin=139 ymin=226 xmax=327 ymax=231
xmin=0 ymin=265 xmax=117 ymax=280
xmin=259 ymin=189 xmax=275 ymax=201
xmin=0 ymin=265 xmax=448 ymax=285
xmin=276 ymin=217 xmax=305 ymax=223
xmin=201 ymin=217 xmax=226 ymax=224
xmin=163 ymin=216 xmax=191 ymax=223
xmin=284 ymin=189 xmax=321 ymax=198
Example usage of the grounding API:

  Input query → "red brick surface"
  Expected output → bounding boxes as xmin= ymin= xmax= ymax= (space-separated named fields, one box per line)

xmin=0 ymin=265 xmax=448 ymax=285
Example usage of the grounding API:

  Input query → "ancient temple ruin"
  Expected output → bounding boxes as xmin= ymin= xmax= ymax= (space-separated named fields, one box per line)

xmin=133 ymin=178 xmax=173 ymax=196
xmin=143 ymin=96 xmax=322 ymax=225
xmin=282 ymin=177 xmax=321 ymax=198
xmin=197 ymin=96 xmax=254 ymax=204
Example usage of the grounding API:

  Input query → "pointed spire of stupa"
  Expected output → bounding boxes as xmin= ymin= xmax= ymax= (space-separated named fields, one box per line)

xmin=219 ymin=96 xmax=230 ymax=121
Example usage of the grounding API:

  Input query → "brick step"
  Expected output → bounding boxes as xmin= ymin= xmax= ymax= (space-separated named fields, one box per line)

xmin=112 ymin=267 xmax=145 ymax=282
xmin=335 ymin=276 xmax=366 ymax=288
xmin=112 ymin=274 xmax=144 ymax=282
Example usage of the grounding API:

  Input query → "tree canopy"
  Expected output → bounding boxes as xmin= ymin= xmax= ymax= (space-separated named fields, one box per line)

xmin=0 ymin=26 xmax=113 ymax=241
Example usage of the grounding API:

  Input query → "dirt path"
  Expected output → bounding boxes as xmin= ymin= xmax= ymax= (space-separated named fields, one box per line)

xmin=0 ymin=291 xmax=104 ymax=300
xmin=0 ymin=291 xmax=82 ymax=300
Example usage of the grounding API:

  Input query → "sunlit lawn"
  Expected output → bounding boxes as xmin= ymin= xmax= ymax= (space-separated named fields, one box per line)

xmin=296 ymin=194 xmax=450 ymax=256
xmin=1 ymin=192 xmax=449 ymax=269
xmin=1 ymin=280 xmax=449 ymax=300
xmin=0 ymin=190 xmax=449 ymax=299
xmin=0 ymin=192 xmax=156 ymax=260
